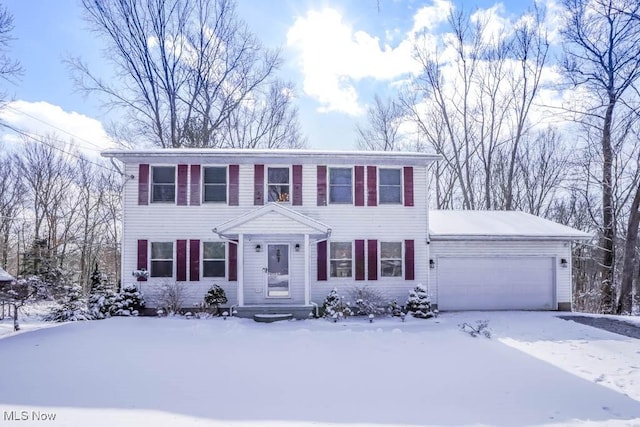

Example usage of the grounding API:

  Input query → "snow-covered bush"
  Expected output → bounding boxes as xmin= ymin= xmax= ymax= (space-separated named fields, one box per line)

xmin=321 ymin=288 xmax=352 ymax=320
xmin=349 ymin=286 xmax=386 ymax=316
xmin=0 ymin=275 xmax=49 ymax=330
xmin=47 ymin=283 xmax=93 ymax=322
xmin=387 ymin=299 xmax=403 ymax=317
xmin=204 ymin=284 xmax=228 ymax=315
xmin=110 ymin=285 xmax=145 ymax=316
xmin=460 ymin=320 xmax=491 ymax=338
xmin=87 ymin=267 xmax=117 ymax=319
xmin=405 ymin=284 xmax=434 ymax=319
xmin=157 ymin=281 xmax=185 ymax=315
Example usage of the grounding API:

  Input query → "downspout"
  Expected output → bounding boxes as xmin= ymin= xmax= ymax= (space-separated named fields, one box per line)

xmin=308 ymin=230 xmax=331 ymax=318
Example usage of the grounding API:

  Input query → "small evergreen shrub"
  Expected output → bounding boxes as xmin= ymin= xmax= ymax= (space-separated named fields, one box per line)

xmin=47 ymin=283 xmax=93 ymax=322
xmin=406 ymin=284 xmax=434 ymax=319
xmin=87 ymin=266 xmax=117 ymax=319
xmin=110 ymin=285 xmax=145 ymax=316
xmin=204 ymin=284 xmax=228 ymax=315
xmin=387 ymin=299 xmax=403 ymax=317
xmin=321 ymin=288 xmax=352 ymax=320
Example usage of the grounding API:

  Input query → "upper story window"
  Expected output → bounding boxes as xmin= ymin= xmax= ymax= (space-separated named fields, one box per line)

xmin=152 ymin=166 xmax=176 ymax=203
xmin=203 ymin=166 xmax=227 ymax=203
xmin=380 ymin=242 xmax=402 ymax=277
xmin=379 ymin=169 xmax=402 ymax=204
xmin=151 ymin=242 xmax=173 ymax=277
xmin=330 ymin=242 xmax=352 ymax=278
xmin=203 ymin=242 xmax=226 ymax=277
xmin=268 ymin=167 xmax=290 ymax=202
xmin=329 ymin=168 xmax=352 ymax=204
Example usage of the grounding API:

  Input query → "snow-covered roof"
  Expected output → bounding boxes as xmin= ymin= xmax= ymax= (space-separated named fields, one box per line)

xmin=0 ymin=267 xmax=15 ymax=282
xmin=101 ymin=148 xmax=441 ymax=166
xmin=429 ymin=210 xmax=592 ymax=240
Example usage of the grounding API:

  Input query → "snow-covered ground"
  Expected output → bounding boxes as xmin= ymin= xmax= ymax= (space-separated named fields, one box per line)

xmin=0 ymin=312 xmax=639 ymax=427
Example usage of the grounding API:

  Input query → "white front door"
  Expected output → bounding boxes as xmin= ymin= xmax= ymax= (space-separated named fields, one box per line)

xmin=266 ymin=244 xmax=289 ymax=298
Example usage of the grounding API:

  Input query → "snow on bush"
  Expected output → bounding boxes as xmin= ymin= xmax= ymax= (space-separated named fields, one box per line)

xmin=204 ymin=284 xmax=228 ymax=315
xmin=110 ymin=285 xmax=145 ymax=316
xmin=47 ymin=283 xmax=93 ymax=322
xmin=459 ymin=320 xmax=491 ymax=338
xmin=349 ymin=286 xmax=386 ymax=316
xmin=321 ymin=288 xmax=352 ymax=321
xmin=157 ymin=281 xmax=185 ymax=315
xmin=405 ymin=284 xmax=434 ymax=319
xmin=87 ymin=267 xmax=118 ymax=319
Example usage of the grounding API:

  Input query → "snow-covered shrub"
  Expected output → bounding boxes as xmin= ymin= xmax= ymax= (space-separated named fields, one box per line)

xmin=87 ymin=267 xmax=117 ymax=319
xmin=405 ymin=284 xmax=434 ymax=319
xmin=110 ymin=285 xmax=145 ymax=316
xmin=47 ymin=283 xmax=93 ymax=322
xmin=157 ymin=281 xmax=185 ymax=315
xmin=0 ymin=275 xmax=49 ymax=330
xmin=460 ymin=320 xmax=491 ymax=338
xmin=349 ymin=286 xmax=386 ymax=316
xmin=204 ymin=284 xmax=228 ymax=315
xmin=387 ymin=299 xmax=403 ymax=317
xmin=321 ymin=288 xmax=352 ymax=320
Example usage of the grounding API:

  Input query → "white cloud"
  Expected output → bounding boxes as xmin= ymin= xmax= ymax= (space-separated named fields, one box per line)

xmin=0 ymin=100 xmax=118 ymax=159
xmin=412 ymin=0 xmax=452 ymax=33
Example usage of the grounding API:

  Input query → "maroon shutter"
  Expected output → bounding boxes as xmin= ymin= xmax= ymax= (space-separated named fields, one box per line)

xmin=405 ymin=240 xmax=415 ymax=280
xmin=137 ymin=239 xmax=148 ymax=281
xmin=228 ymin=241 xmax=238 ymax=281
xmin=189 ymin=240 xmax=200 ymax=281
xmin=176 ymin=239 xmax=187 ymax=281
xmin=138 ymin=164 xmax=149 ymax=205
xmin=367 ymin=239 xmax=378 ymax=280
xmin=355 ymin=240 xmax=365 ymax=281
xmin=367 ymin=166 xmax=377 ymax=206
xmin=229 ymin=165 xmax=239 ymax=206
xmin=254 ymin=164 xmax=264 ymax=205
xmin=355 ymin=166 xmax=365 ymax=206
xmin=404 ymin=166 xmax=414 ymax=207
xmin=317 ymin=166 xmax=327 ymax=206
xmin=177 ymin=165 xmax=188 ymax=206
xmin=292 ymin=165 xmax=303 ymax=206
xmin=190 ymin=165 xmax=201 ymax=206
xmin=317 ymin=240 xmax=327 ymax=281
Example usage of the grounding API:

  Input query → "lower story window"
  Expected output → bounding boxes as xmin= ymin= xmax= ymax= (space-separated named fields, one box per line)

xmin=151 ymin=242 xmax=173 ymax=277
xmin=380 ymin=242 xmax=402 ymax=277
xmin=330 ymin=242 xmax=352 ymax=278
xmin=203 ymin=242 xmax=226 ymax=277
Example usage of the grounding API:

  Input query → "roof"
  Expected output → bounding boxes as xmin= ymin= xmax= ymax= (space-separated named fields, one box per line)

xmin=429 ymin=210 xmax=592 ymax=240
xmin=0 ymin=266 xmax=15 ymax=282
xmin=101 ymin=148 xmax=441 ymax=167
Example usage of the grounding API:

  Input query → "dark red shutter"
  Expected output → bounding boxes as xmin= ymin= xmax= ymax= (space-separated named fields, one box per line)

xmin=229 ymin=165 xmax=239 ymax=206
xmin=137 ymin=239 xmax=148 ymax=281
xmin=176 ymin=239 xmax=187 ymax=281
xmin=367 ymin=166 xmax=377 ymax=206
xmin=177 ymin=165 xmax=188 ymax=206
xmin=367 ymin=239 xmax=378 ymax=280
xmin=228 ymin=241 xmax=238 ymax=281
xmin=138 ymin=164 xmax=149 ymax=205
xmin=405 ymin=240 xmax=415 ymax=280
xmin=189 ymin=240 xmax=200 ymax=281
xmin=355 ymin=240 xmax=365 ymax=281
xmin=355 ymin=166 xmax=365 ymax=206
xmin=404 ymin=166 xmax=414 ymax=207
xmin=190 ymin=165 xmax=201 ymax=206
xmin=254 ymin=164 xmax=264 ymax=205
xmin=317 ymin=240 xmax=327 ymax=281
xmin=317 ymin=166 xmax=327 ymax=206
xmin=292 ymin=165 xmax=303 ymax=206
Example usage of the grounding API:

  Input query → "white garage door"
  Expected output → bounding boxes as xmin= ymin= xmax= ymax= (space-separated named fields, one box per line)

xmin=437 ymin=256 xmax=555 ymax=310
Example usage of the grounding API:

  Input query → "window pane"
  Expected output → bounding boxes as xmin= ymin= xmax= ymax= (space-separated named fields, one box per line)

xmin=152 ymin=184 xmax=175 ymax=202
xmin=379 ymin=169 xmax=401 ymax=185
xmin=204 ymin=185 xmax=226 ymax=202
xmin=268 ymin=168 xmax=289 ymax=184
xmin=203 ymin=260 xmax=225 ymax=277
xmin=153 ymin=167 xmax=175 ymax=184
xmin=379 ymin=187 xmax=401 ymax=204
xmin=330 ymin=168 xmax=352 ymax=185
xmin=381 ymin=242 xmax=402 ymax=259
xmin=151 ymin=260 xmax=173 ymax=277
xmin=268 ymin=185 xmax=290 ymax=202
xmin=329 ymin=186 xmax=352 ymax=203
xmin=151 ymin=242 xmax=173 ymax=259
xmin=204 ymin=167 xmax=226 ymax=184
xmin=331 ymin=260 xmax=352 ymax=278
xmin=381 ymin=260 xmax=402 ymax=277
xmin=203 ymin=242 xmax=225 ymax=259
xmin=330 ymin=242 xmax=352 ymax=259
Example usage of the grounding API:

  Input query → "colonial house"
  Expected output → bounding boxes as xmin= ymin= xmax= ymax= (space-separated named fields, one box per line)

xmin=102 ymin=149 xmax=590 ymax=317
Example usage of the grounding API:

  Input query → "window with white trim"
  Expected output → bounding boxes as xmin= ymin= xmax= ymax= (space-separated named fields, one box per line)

xmin=330 ymin=242 xmax=352 ymax=278
xmin=379 ymin=169 xmax=402 ymax=204
xmin=380 ymin=242 xmax=402 ymax=277
xmin=151 ymin=242 xmax=173 ymax=277
xmin=203 ymin=242 xmax=226 ymax=278
xmin=329 ymin=168 xmax=352 ymax=204
xmin=203 ymin=166 xmax=227 ymax=203
xmin=267 ymin=167 xmax=290 ymax=202
xmin=151 ymin=166 xmax=176 ymax=203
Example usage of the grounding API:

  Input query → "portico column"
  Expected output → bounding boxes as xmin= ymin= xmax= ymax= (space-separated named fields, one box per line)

xmin=304 ymin=234 xmax=310 ymax=305
xmin=238 ymin=234 xmax=244 ymax=306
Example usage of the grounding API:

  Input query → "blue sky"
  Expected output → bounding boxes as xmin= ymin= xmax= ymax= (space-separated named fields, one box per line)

xmin=0 ymin=0 xmax=561 ymax=154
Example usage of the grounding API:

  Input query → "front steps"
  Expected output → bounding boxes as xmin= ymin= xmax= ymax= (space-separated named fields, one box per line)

xmin=234 ymin=305 xmax=316 ymax=320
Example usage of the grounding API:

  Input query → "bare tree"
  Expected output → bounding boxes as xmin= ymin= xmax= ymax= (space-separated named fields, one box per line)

xmin=560 ymin=0 xmax=640 ymax=313
xmin=0 ymin=154 xmax=23 ymax=270
xmin=356 ymin=94 xmax=405 ymax=151
xmin=0 ymin=3 xmax=22 ymax=105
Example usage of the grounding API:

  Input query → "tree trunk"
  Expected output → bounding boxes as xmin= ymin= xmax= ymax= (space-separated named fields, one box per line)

xmin=600 ymin=100 xmax=616 ymax=314
xmin=618 ymin=182 xmax=640 ymax=314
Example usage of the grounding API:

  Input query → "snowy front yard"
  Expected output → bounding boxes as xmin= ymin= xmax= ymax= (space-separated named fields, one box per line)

xmin=0 ymin=312 xmax=639 ymax=427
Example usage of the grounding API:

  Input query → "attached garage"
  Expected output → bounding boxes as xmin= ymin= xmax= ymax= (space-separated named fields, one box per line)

xmin=428 ymin=211 xmax=591 ymax=311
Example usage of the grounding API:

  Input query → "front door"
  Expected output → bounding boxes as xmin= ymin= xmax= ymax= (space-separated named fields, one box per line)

xmin=267 ymin=244 xmax=289 ymax=298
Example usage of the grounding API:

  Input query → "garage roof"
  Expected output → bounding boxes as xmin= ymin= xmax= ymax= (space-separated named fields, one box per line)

xmin=429 ymin=210 xmax=592 ymax=240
